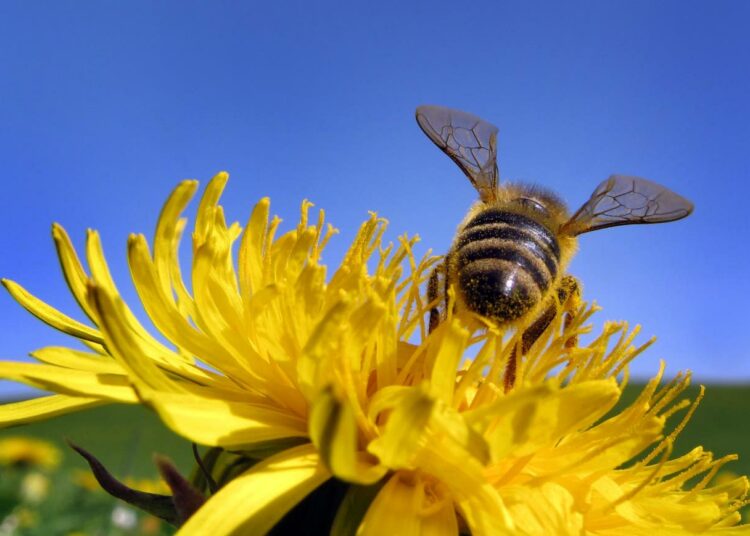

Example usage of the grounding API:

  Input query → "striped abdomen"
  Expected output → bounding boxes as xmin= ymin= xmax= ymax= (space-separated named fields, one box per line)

xmin=453 ymin=208 xmax=560 ymax=323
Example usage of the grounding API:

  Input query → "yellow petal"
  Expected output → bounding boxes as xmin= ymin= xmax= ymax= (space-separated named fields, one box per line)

xmin=357 ymin=473 xmax=458 ymax=536
xmin=0 ymin=395 xmax=105 ymax=427
xmin=178 ymin=443 xmax=329 ymax=536
xmin=309 ymin=387 xmax=387 ymax=484
xmin=194 ymin=171 xmax=229 ymax=244
xmin=31 ymin=346 xmax=124 ymax=374
xmin=631 ymin=494 xmax=721 ymax=531
xmin=466 ymin=379 xmax=620 ymax=460
xmin=1 ymin=279 xmax=102 ymax=343
xmin=297 ymin=300 xmax=350 ymax=400
xmin=412 ymin=420 xmax=512 ymax=535
xmin=86 ymin=229 xmax=195 ymax=367
xmin=0 ymin=362 xmax=137 ymax=403
xmin=51 ymin=223 xmax=99 ymax=323
xmin=367 ymin=386 xmax=435 ymax=470
xmin=88 ymin=286 xmax=185 ymax=393
xmin=368 ymin=385 xmax=488 ymax=470
xmin=153 ymin=180 xmax=199 ymax=298
xmin=238 ymin=197 xmax=270 ymax=302
xmin=127 ymin=234 xmax=264 ymax=387
xmin=86 ymin=281 xmax=247 ymax=393
xmin=504 ymin=483 xmax=584 ymax=536
xmin=368 ymin=386 xmax=512 ymax=534
xmin=427 ymin=320 xmax=469 ymax=405
xmin=140 ymin=389 xmax=307 ymax=448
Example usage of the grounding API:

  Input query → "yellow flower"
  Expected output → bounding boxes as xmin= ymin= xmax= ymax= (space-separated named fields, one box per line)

xmin=71 ymin=468 xmax=101 ymax=491
xmin=122 ymin=476 xmax=170 ymax=495
xmin=1 ymin=172 xmax=748 ymax=534
xmin=20 ymin=472 xmax=50 ymax=503
xmin=13 ymin=506 xmax=37 ymax=528
xmin=0 ymin=436 xmax=61 ymax=469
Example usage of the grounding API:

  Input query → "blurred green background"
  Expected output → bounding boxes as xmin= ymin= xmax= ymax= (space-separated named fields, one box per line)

xmin=0 ymin=404 xmax=194 ymax=479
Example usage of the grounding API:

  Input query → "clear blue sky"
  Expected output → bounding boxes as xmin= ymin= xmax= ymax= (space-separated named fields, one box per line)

xmin=0 ymin=1 xmax=748 ymax=398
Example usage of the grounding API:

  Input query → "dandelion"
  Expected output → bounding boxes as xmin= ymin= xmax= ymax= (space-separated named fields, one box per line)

xmin=0 ymin=172 xmax=748 ymax=534
xmin=122 ymin=476 xmax=170 ymax=495
xmin=19 ymin=472 xmax=50 ymax=503
xmin=71 ymin=468 xmax=100 ymax=491
xmin=0 ymin=436 xmax=61 ymax=469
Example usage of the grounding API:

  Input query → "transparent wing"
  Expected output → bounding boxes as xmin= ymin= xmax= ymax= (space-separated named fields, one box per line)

xmin=562 ymin=175 xmax=694 ymax=235
xmin=416 ymin=105 xmax=499 ymax=202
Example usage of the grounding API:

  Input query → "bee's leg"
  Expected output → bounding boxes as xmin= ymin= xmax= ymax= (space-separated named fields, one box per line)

xmin=510 ymin=277 xmax=582 ymax=391
xmin=558 ymin=275 xmax=581 ymax=348
xmin=521 ymin=302 xmax=558 ymax=354
xmin=520 ymin=275 xmax=582 ymax=354
xmin=427 ymin=260 xmax=445 ymax=333
xmin=504 ymin=342 xmax=519 ymax=394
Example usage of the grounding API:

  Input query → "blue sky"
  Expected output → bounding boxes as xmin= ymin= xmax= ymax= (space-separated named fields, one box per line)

xmin=0 ymin=1 xmax=748 ymax=398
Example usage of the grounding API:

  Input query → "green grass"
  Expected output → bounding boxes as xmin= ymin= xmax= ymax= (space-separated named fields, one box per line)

xmin=0 ymin=404 xmax=191 ymax=536
xmin=0 ymin=403 xmax=194 ymax=478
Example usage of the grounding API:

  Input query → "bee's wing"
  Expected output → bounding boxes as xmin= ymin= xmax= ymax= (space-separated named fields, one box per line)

xmin=416 ymin=105 xmax=499 ymax=202
xmin=562 ymin=175 xmax=694 ymax=235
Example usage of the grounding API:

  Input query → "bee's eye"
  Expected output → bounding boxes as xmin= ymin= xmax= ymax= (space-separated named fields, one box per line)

xmin=515 ymin=197 xmax=549 ymax=216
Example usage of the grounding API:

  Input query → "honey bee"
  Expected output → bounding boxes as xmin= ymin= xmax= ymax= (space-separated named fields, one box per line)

xmin=417 ymin=105 xmax=694 ymax=365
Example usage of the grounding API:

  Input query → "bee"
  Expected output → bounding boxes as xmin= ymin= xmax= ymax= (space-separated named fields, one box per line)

xmin=417 ymin=105 xmax=693 ymax=372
